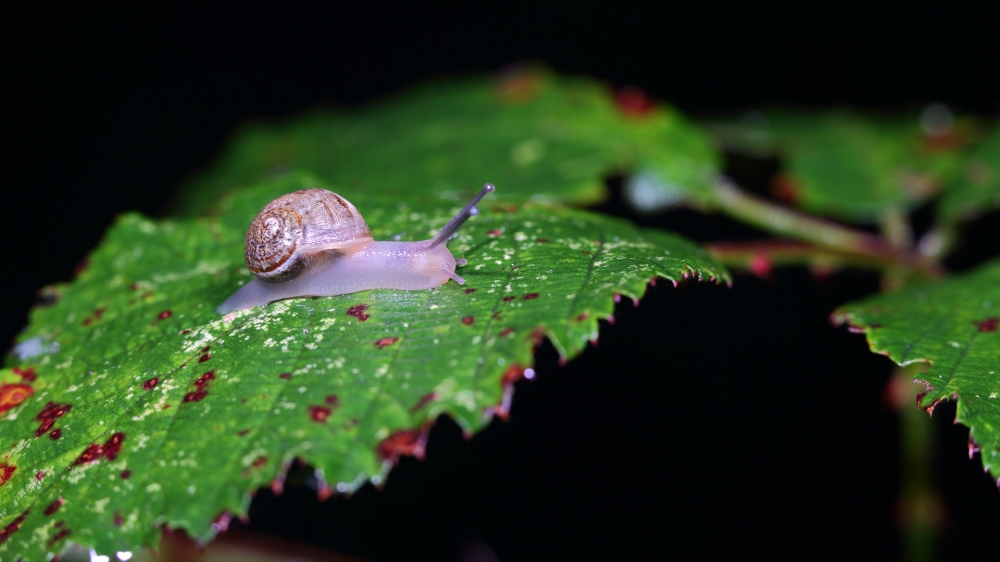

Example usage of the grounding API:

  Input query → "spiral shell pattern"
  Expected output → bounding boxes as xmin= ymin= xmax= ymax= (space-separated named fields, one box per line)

xmin=244 ymin=189 xmax=373 ymax=282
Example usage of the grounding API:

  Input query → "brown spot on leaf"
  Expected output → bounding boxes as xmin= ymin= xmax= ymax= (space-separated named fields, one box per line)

xmin=183 ymin=391 xmax=208 ymax=403
xmin=374 ymin=337 xmax=399 ymax=349
xmin=199 ymin=353 xmax=211 ymax=363
xmin=464 ymin=288 xmax=476 ymax=294
xmin=377 ymin=430 xmax=426 ymax=463
xmin=183 ymin=371 xmax=216 ymax=403
xmin=143 ymin=377 xmax=159 ymax=390
xmin=347 ymin=304 xmax=370 ymax=322
xmin=120 ymin=470 xmax=131 ymax=479
xmin=524 ymin=293 xmax=540 ymax=300
xmin=0 ymin=384 xmax=34 ymax=415
xmin=499 ymin=327 xmax=514 ymax=336
xmin=536 ymin=238 xmax=549 ymax=243
xmin=278 ymin=373 xmax=292 ymax=379
xmin=50 ymin=428 xmax=62 ymax=440
xmin=502 ymin=296 xmax=516 ymax=302
xmin=157 ymin=310 xmax=172 ymax=320
xmin=180 ymin=328 xmax=192 ymax=335
xmin=325 ymin=395 xmax=339 ymax=406
xmin=114 ymin=512 xmax=124 ymax=527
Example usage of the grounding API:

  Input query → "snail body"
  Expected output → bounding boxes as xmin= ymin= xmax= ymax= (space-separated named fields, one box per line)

xmin=216 ymin=183 xmax=494 ymax=314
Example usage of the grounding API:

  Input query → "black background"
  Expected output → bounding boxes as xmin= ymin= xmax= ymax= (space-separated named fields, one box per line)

xmin=4 ymin=3 xmax=1000 ymax=560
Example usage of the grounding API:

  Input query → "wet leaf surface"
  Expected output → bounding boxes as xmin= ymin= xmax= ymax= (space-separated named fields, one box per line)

xmin=833 ymin=259 xmax=1000 ymax=485
xmin=172 ymin=68 xmax=720 ymax=217
xmin=0 ymin=172 xmax=728 ymax=560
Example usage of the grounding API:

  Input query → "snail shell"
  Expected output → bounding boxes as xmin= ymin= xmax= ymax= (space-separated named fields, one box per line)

xmin=218 ymin=183 xmax=495 ymax=314
xmin=245 ymin=189 xmax=374 ymax=282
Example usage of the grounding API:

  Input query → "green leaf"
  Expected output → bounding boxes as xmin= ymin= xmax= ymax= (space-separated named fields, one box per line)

xmin=0 ymin=172 xmax=728 ymax=560
xmin=833 ymin=259 xmax=1000 ymax=486
xmin=936 ymin=122 xmax=1000 ymax=224
xmin=172 ymin=69 xmax=720 ymax=216
xmin=701 ymin=109 xmax=975 ymax=222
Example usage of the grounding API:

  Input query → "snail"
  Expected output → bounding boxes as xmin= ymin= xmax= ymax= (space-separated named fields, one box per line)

xmin=216 ymin=183 xmax=495 ymax=314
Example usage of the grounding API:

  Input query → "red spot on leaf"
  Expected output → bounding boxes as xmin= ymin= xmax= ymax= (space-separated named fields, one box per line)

xmin=524 ymin=293 xmax=539 ymax=300
xmin=325 ymin=395 xmax=339 ymax=406
xmin=82 ymin=317 xmax=92 ymax=326
xmin=502 ymin=364 xmax=527 ymax=386
xmin=199 ymin=353 xmax=211 ymax=363
xmin=180 ymin=328 xmax=192 ymax=335
xmin=157 ymin=310 xmax=172 ymax=320
xmin=143 ymin=377 xmax=159 ymax=390
xmin=0 ymin=510 xmax=29 ymax=544
xmin=44 ymin=498 xmax=64 ymax=516
xmin=462 ymin=316 xmax=474 ymax=325
xmin=576 ymin=313 xmax=588 ymax=321
xmin=499 ymin=327 xmax=515 ymax=336
xmin=236 ymin=429 xmax=250 ymax=436
xmin=308 ymin=405 xmax=332 ymax=423
xmin=201 ymin=346 xmax=211 ymax=353
xmin=120 ymin=470 xmax=131 ymax=479
xmin=411 ymin=393 xmax=436 ymax=413
xmin=464 ymin=288 xmax=476 ymax=294
xmin=975 ymin=317 xmax=998 ymax=332
xmin=278 ymin=373 xmax=292 ymax=379
xmin=114 ymin=512 xmax=124 ymax=527
xmin=374 ymin=337 xmax=399 ymax=349
xmin=252 ymin=456 xmax=267 ymax=468
xmin=35 ymin=471 xmax=45 ymax=481
xmin=183 ymin=371 xmax=216 ymax=403
xmin=71 ymin=432 xmax=126 ymax=467
xmin=536 ymin=238 xmax=549 ymax=243
xmin=488 ymin=229 xmax=503 ymax=237
xmin=35 ymin=401 xmax=71 ymax=437
xmin=347 ymin=304 xmax=370 ymax=322
xmin=50 ymin=428 xmax=62 ymax=440
xmin=582 ymin=250 xmax=591 ymax=255
xmin=47 ymin=527 xmax=71 ymax=547
xmin=0 ymin=384 xmax=34 ymax=415
xmin=502 ymin=296 xmax=516 ymax=302
xmin=12 ymin=367 xmax=37 ymax=382
xmin=615 ymin=86 xmax=655 ymax=116
xmin=376 ymin=430 xmax=426 ymax=463
xmin=0 ymin=462 xmax=16 ymax=487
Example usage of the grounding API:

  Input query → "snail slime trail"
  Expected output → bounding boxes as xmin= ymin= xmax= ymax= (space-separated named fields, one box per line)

xmin=216 ymin=184 xmax=495 ymax=314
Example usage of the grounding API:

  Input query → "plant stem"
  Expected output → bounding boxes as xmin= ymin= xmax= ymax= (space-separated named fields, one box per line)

xmin=704 ymin=241 xmax=942 ymax=278
xmin=707 ymin=178 xmax=936 ymax=274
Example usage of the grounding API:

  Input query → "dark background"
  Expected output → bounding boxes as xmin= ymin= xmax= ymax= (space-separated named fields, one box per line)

xmin=4 ymin=3 xmax=999 ymax=560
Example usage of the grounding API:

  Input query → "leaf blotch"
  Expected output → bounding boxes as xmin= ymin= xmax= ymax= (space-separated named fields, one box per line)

xmin=12 ymin=366 xmax=37 ymax=382
xmin=143 ymin=377 xmax=159 ymax=390
xmin=47 ymin=527 xmax=72 ymax=547
xmin=0 ymin=462 xmax=16 ymax=487
xmin=0 ymin=383 xmax=34 ymax=415
xmin=184 ymin=371 xmax=216 ymax=403
xmin=0 ymin=510 xmax=29 ymax=544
